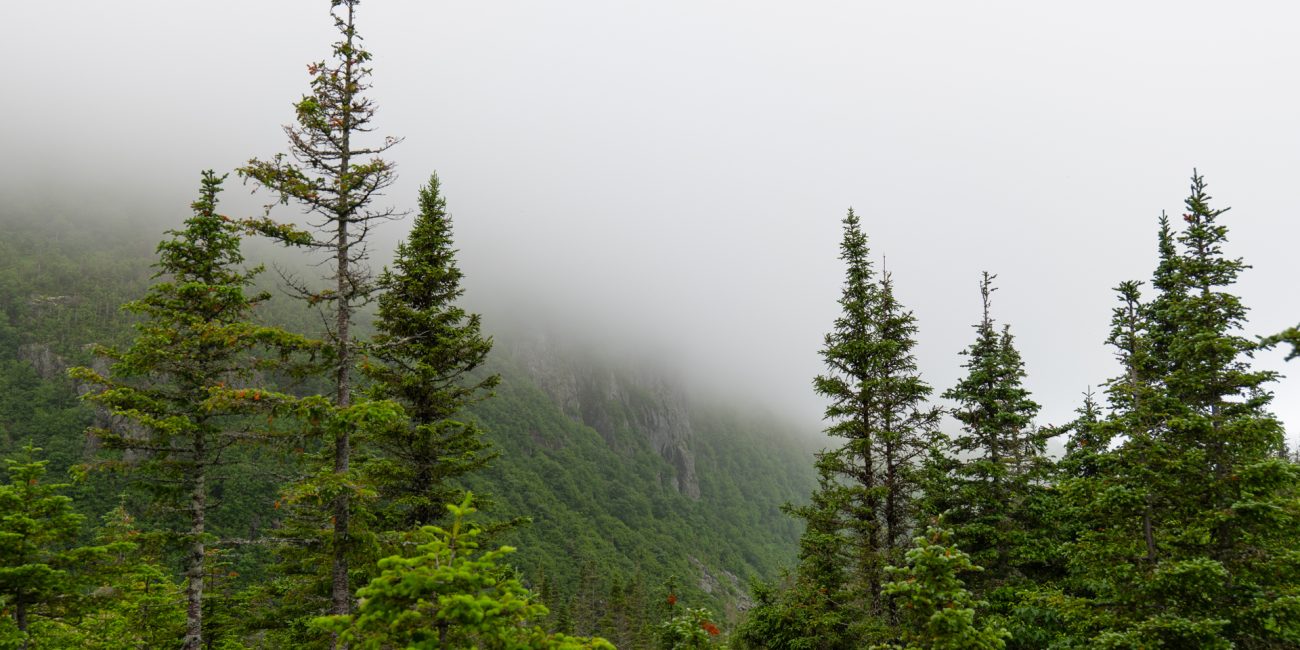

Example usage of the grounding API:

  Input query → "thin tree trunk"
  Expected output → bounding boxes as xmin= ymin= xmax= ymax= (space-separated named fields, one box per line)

xmin=1142 ymin=492 xmax=1157 ymax=563
xmin=330 ymin=183 xmax=353 ymax=622
xmin=183 ymin=436 xmax=206 ymax=650
xmin=330 ymin=1 xmax=356 ymax=629
xmin=1124 ymin=306 xmax=1158 ymax=565
xmin=863 ymin=441 xmax=880 ymax=614
xmin=883 ymin=446 xmax=898 ymax=623
xmin=16 ymin=601 xmax=28 ymax=650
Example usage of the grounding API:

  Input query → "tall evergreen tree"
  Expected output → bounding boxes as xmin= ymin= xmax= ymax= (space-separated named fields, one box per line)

xmin=788 ymin=208 xmax=941 ymax=644
xmin=1068 ymin=172 xmax=1300 ymax=648
xmin=927 ymin=273 xmax=1045 ymax=589
xmin=70 ymin=172 xmax=311 ymax=650
xmin=239 ymin=0 xmax=404 ymax=623
xmin=364 ymin=173 xmax=499 ymax=530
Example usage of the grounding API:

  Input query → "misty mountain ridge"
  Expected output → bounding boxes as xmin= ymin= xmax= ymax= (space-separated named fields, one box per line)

xmin=0 ymin=204 xmax=817 ymax=626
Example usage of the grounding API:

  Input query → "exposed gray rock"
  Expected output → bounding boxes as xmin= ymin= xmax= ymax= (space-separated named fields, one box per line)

xmin=689 ymin=556 xmax=753 ymax=610
xmin=17 ymin=342 xmax=73 ymax=385
xmin=507 ymin=334 xmax=700 ymax=499
xmin=17 ymin=342 xmax=126 ymax=455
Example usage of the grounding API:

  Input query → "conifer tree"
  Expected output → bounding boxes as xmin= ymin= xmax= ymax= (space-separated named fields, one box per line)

xmin=364 ymin=173 xmax=499 ymax=529
xmin=1068 ymin=172 xmax=1300 ymax=648
xmin=1154 ymin=172 xmax=1298 ymax=646
xmin=927 ymin=273 xmax=1045 ymax=588
xmin=1081 ymin=279 xmax=1171 ymax=568
xmin=70 ymin=172 xmax=311 ymax=650
xmin=314 ymin=494 xmax=614 ymax=649
xmin=872 ymin=527 xmax=1009 ymax=650
xmin=1057 ymin=390 xmax=1106 ymax=480
xmin=1056 ymin=279 xmax=1186 ymax=644
xmin=788 ymin=208 xmax=941 ymax=643
xmin=0 ymin=445 xmax=86 ymax=649
xmin=735 ymin=477 xmax=854 ymax=649
xmin=239 ymin=0 xmax=405 ymax=622
xmin=60 ymin=505 xmax=187 ymax=649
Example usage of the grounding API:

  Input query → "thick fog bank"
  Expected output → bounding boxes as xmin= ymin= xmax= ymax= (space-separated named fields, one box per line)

xmin=3 ymin=1 xmax=1298 ymax=450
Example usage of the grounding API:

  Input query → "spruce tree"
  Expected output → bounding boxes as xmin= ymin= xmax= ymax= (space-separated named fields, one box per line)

xmin=788 ymin=208 xmax=941 ymax=644
xmin=734 ymin=474 xmax=854 ymax=649
xmin=364 ymin=173 xmax=499 ymax=530
xmin=872 ymin=527 xmax=1009 ymax=650
xmin=239 ymin=0 xmax=404 ymax=623
xmin=1068 ymin=172 xmax=1300 ymax=648
xmin=70 ymin=172 xmax=311 ymax=650
xmin=928 ymin=273 xmax=1045 ymax=588
xmin=1059 ymin=279 xmax=1185 ymax=643
xmin=57 ymin=506 xmax=187 ymax=649
xmin=1057 ymin=390 xmax=1105 ymax=480
xmin=0 ymin=445 xmax=85 ymax=649
xmin=1156 ymin=172 xmax=1298 ymax=646
xmin=313 ymin=495 xmax=614 ymax=649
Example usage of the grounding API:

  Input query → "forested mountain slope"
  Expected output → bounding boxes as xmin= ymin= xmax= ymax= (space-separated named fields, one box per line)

xmin=467 ymin=338 xmax=814 ymax=618
xmin=0 ymin=208 xmax=817 ymax=634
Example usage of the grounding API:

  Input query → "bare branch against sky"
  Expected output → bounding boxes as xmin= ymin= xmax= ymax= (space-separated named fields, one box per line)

xmin=4 ymin=1 xmax=1297 ymax=442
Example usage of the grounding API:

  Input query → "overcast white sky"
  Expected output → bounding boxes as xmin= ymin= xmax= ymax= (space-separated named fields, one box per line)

xmin=4 ymin=1 xmax=1298 ymax=445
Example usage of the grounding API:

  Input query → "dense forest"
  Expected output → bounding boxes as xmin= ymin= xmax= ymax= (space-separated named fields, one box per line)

xmin=2 ymin=1 xmax=1299 ymax=649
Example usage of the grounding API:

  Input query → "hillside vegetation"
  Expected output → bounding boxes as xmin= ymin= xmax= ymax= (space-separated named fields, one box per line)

xmin=0 ymin=205 xmax=816 ymax=647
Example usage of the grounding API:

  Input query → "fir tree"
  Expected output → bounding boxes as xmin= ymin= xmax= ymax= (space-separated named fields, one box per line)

xmin=788 ymin=208 xmax=941 ymax=644
xmin=1068 ymin=172 xmax=1300 ymax=648
xmin=928 ymin=273 xmax=1045 ymax=588
xmin=239 ymin=0 xmax=404 ymax=623
xmin=0 ymin=445 xmax=85 ymax=649
xmin=69 ymin=172 xmax=312 ymax=650
xmin=364 ymin=173 xmax=499 ymax=530
xmin=314 ymin=494 xmax=614 ymax=649
xmin=872 ymin=527 xmax=1009 ymax=650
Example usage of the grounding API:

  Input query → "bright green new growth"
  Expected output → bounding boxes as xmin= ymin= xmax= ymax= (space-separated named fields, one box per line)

xmin=873 ymin=526 xmax=1008 ymax=650
xmin=0 ymin=445 xmax=85 ymax=648
xmin=655 ymin=605 xmax=724 ymax=649
xmin=314 ymin=493 xmax=613 ymax=649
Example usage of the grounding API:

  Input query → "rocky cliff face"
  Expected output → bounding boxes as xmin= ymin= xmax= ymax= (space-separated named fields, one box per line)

xmin=507 ymin=335 xmax=701 ymax=499
xmin=18 ymin=342 xmax=124 ymax=454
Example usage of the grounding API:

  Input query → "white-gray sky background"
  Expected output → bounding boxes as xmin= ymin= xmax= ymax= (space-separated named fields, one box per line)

xmin=4 ymin=1 xmax=1298 ymax=446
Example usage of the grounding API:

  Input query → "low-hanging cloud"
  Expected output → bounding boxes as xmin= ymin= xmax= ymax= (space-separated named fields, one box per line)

xmin=4 ymin=0 xmax=1298 ymax=447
